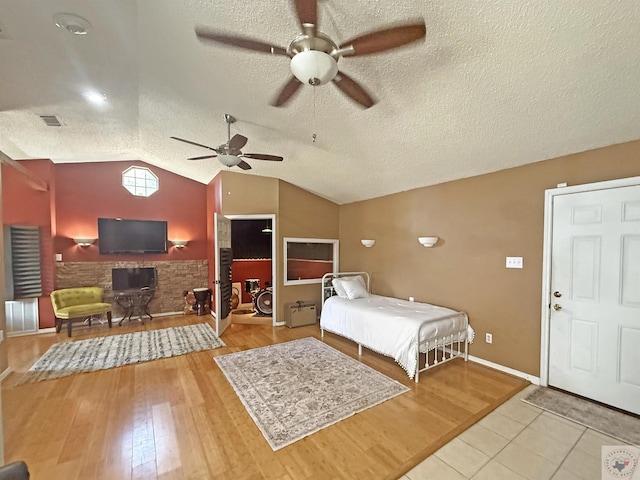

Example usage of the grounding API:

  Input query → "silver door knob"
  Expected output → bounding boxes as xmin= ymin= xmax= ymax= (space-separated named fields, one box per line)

xmin=553 ymin=304 xmax=562 ymax=311
xmin=553 ymin=291 xmax=562 ymax=298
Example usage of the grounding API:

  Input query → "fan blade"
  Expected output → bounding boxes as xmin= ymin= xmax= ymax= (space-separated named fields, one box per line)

xmin=229 ymin=134 xmax=248 ymax=150
xmin=188 ymin=154 xmax=218 ymax=161
xmin=332 ymin=71 xmax=376 ymax=109
xmin=170 ymin=136 xmax=218 ymax=152
xmin=293 ymin=0 xmax=317 ymax=36
xmin=237 ymin=160 xmax=252 ymax=170
xmin=271 ymin=77 xmax=303 ymax=107
xmin=339 ymin=21 xmax=426 ymax=56
xmin=242 ymin=153 xmax=283 ymax=162
xmin=195 ymin=26 xmax=288 ymax=56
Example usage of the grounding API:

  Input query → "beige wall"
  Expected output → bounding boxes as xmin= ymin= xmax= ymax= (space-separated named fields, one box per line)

xmin=339 ymin=140 xmax=640 ymax=376
xmin=211 ymin=171 xmax=279 ymax=310
xmin=214 ymin=172 xmax=340 ymax=322
xmin=220 ymin=171 xmax=279 ymax=214
xmin=277 ymin=180 xmax=340 ymax=320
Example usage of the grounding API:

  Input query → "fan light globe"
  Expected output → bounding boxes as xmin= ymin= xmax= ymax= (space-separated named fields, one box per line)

xmin=290 ymin=50 xmax=338 ymax=86
xmin=218 ymin=154 xmax=241 ymax=167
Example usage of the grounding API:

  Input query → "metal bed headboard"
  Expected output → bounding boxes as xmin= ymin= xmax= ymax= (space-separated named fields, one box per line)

xmin=321 ymin=271 xmax=371 ymax=304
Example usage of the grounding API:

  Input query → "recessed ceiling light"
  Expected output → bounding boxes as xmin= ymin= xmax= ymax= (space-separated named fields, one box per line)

xmin=82 ymin=90 xmax=107 ymax=104
xmin=54 ymin=13 xmax=91 ymax=35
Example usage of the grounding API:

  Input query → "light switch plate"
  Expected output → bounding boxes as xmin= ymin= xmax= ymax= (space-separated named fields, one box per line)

xmin=506 ymin=257 xmax=523 ymax=268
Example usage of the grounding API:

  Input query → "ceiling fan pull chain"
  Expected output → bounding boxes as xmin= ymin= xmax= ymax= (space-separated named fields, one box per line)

xmin=312 ymin=87 xmax=317 ymax=143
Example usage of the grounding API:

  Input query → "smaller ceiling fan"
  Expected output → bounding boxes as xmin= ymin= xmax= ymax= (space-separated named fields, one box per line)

xmin=171 ymin=114 xmax=283 ymax=170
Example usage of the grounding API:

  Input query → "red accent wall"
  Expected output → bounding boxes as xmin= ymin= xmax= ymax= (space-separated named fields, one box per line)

xmin=2 ymin=160 xmax=54 ymax=226
xmin=3 ymin=159 xmax=209 ymax=328
xmin=54 ymin=161 xmax=208 ymax=262
xmin=2 ymin=160 xmax=57 ymax=327
xmin=232 ymin=259 xmax=272 ymax=304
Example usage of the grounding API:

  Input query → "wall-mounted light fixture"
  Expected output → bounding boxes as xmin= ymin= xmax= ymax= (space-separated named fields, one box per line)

xmin=361 ymin=239 xmax=376 ymax=248
xmin=171 ymin=240 xmax=188 ymax=249
xmin=73 ymin=238 xmax=96 ymax=247
xmin=418 ymin=236 xmax=439 ymax=247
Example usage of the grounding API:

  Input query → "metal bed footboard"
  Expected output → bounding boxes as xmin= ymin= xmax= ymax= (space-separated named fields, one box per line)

xmin=320 ymin=272 xmax=470 ymax=383
xmin=414 ymin=312 xmax=470 ymax=383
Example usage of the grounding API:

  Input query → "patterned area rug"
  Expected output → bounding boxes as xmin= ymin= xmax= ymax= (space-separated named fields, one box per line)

xmin=19 ymin=323 xmax=225 ymax=384
xmin=522 ymin=387 xmax=640 ymax=445
xmin=215 ymin=337 xmax=409 ymax=450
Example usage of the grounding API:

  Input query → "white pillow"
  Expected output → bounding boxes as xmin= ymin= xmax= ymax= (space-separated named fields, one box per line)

xmin=332 ymin=278 xmax=347 ymax=298
xmin=340 ymin=275 xmax=369 ymax=300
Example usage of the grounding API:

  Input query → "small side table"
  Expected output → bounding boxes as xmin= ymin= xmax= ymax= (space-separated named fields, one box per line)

xmin=114 ymin=289 xmax=155 ymax=325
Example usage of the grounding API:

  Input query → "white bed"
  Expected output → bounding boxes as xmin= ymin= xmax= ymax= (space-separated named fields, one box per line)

xmin=320 ymin=272 xmax=474 ymax=382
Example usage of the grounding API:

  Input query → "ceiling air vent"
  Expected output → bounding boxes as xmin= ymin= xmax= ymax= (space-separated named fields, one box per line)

xmin=39 ymin=115 xmax=63 ymax=127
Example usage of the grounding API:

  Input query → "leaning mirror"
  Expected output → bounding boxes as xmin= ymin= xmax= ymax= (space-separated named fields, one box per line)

xmin=284 ymin=237 xmax=339 ymax=285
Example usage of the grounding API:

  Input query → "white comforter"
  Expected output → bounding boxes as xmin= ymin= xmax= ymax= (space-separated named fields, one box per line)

xmin=320 ymin=294 xmax=473 ymax=379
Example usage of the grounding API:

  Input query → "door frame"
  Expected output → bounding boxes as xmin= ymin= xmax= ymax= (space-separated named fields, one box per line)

xmin=540 ymin=175 xmax=640 ymax=387
xmin=225 ymin=214 xmax=278 ymax=326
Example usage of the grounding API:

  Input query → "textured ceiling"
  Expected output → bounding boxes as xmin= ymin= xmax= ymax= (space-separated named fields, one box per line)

xmin=1 ymin=0 xmax=639 ymax=204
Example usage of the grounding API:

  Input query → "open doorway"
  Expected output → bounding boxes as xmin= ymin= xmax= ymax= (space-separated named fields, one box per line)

xmin=227 ymin=214 xmax=276 ymax=326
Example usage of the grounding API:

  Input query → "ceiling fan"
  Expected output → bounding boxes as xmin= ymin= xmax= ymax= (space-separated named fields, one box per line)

xmin=170 ymin=114 xmax=283 ymax=170
xmin=194 ymin=0 xmax=426 ymax=109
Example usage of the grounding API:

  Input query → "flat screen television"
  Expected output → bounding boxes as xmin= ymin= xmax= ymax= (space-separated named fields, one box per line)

xmin=98 ymin=218 xmax=168 ymax=254
xmin=112 ymin=267 xmax=157 ymax=291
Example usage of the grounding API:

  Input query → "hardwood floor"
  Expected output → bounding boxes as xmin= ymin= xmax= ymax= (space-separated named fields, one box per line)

xmin=2 ymin=315 xmax=529 ymax=480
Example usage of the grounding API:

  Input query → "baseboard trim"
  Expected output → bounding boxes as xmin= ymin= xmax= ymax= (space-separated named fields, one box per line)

xmin=151 ymin=311 xmax=184 ymax=318
xmin=8 ymin=329 xmax=48 ymax=337
xmin=468 ymin=355 xmax=540 ymax=385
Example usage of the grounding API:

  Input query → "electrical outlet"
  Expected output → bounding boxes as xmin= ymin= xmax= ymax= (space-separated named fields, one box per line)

xmin=0 ymin=330 xmax=4 ymax=343
xmin=485 ymin=333 xmax=492 ymax=344
xmin=409 ymin=296 xmax=414 ymax=302
xmin=506 ymin=257 xmax=523 ymax=269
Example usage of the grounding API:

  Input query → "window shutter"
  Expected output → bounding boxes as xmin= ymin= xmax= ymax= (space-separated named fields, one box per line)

xmin=10 ymin=226 xmax=43 ymax=299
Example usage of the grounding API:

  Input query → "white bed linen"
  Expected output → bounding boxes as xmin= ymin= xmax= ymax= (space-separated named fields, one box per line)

xmin=320 ymin=294 xmax=472 ymax=379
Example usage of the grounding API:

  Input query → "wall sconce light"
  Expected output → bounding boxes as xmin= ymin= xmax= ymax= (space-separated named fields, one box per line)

xmin=73 ymin=238 xmax=96 ymax=247
xmin=171 ymin=240 xmax=188 ymax=249
xmin=361 ymin=239 xmax=376 ymax=248
xmin=418 ymin=236 xmax=439 ymax=247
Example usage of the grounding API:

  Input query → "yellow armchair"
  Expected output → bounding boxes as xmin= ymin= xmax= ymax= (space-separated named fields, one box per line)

xmin=50 ymin=287 xmax=112 ymax=337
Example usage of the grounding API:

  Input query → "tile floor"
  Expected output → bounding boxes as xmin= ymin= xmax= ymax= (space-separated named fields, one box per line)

xmin=399 ymin=384 xmax=630 ymax=480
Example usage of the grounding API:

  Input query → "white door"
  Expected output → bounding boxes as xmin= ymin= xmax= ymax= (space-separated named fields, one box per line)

xmin=549 ymin=184 xmax=640 ymax=414
xmin=214 ymin=213 xmax=232 ymax=337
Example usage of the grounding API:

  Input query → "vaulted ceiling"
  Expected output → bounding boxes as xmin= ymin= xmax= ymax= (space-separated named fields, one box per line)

xmin=1 ymin=0 xmax=639 ymax=204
